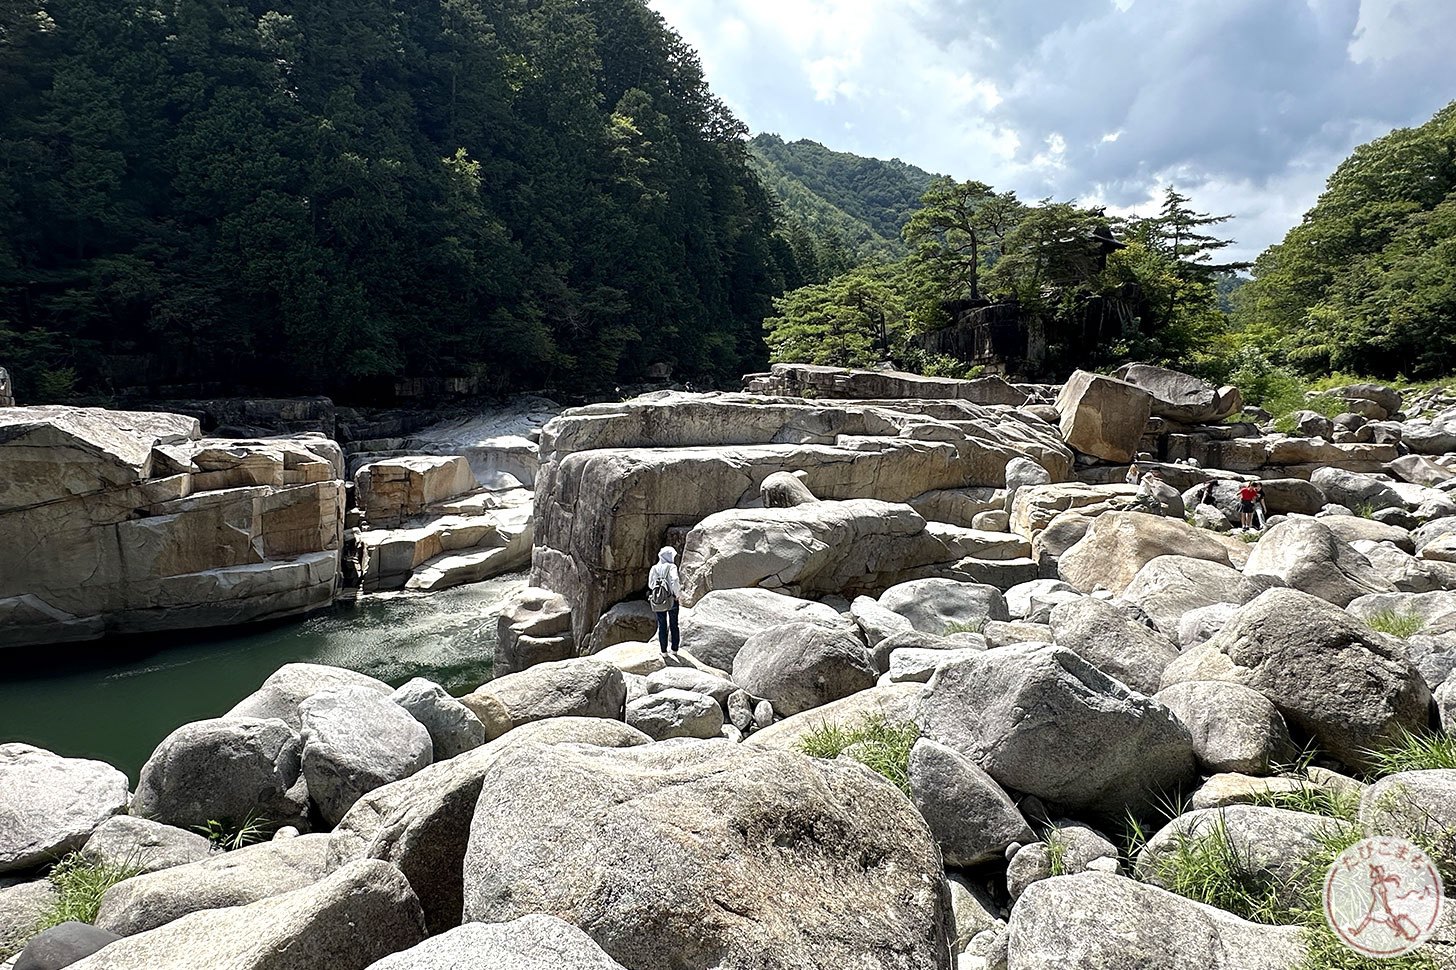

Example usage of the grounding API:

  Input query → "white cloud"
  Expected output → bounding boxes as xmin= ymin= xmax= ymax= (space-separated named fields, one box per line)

xmin=648 ymin=0 xmax=1456 ymax=259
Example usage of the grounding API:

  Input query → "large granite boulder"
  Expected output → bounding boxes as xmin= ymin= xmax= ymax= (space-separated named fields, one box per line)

xmin=624 ymin=689 xmax=724 ymax=741
xmin=1008 ymin=871 xmax=1306 ymax=969
xmin=227 ymin=664 xmax=392 ymax=730
xmin=877 ymin=579 xmax=1010 ymax=635
xmin=0 ymin=406 xmax=344 ymax=649
xmin=908 ymin=738 xmax=1033 ymax=867
xmin=132 ymin=718 xmax=309 ymax=834
xmin=1119 ymin=555 xmax=1244 ymax=639
xmin=363 ymin=917 xmax=629 ymax=970
xmin=0 ymin=745 xmax=129 ymax=874
xmin=1054 ymin=370 xmax=1152 ymax=462
xmin=95 ymin=834 xmax=332 ymax=936
xmin=1058 ymin=512 xmax=1234 ymax=594
xmin=354 ymin=456 xmax=475 ymax=527
xmin=1311 ymin=467 xmax=1404 ymax=513
xmin=530 ymin=392 xmax=1070 ymax=647
xmin=679 ymin=499 xmax=953 ymax=604
xmin=492 ymin=587 xmax=574 ymax=678
xmin=388 ymin=678 xmax=485 ymax=761
xmin=326 ymin=718 xmax=651 ymax=933
xmin=1242 ymin=518 xmax=1394 ymax=607
xmin=462 ymin=741 xmax=953 ymax=970
xmin=1047 ymin=596 xmax=1180 ymax=694
xmin=747 ymin=683 xmax=925 ymax=751
xmin=460 ymin=658 xmax=626 ymax=740
xmin=676 ymin=588 xmax=841 ymax=671
xmin=80 ymin=816 xmax=212 ymax=876
xmin=916 ymin=644 xmax=1196 ymax=814
xmin=1154 ymin=681 xmax=1298 ymax=775
xmin=299 ymin=687 xmax=433 ymax=827
xmin=732 ymin=622 xmax=876 ymax=717
xmin=1359 ymin=770 xmax=1456 ymax=880
xmin=74 ymin=860 xmax=424 ymax=970
xmin=1161 ymin=588 xmax=1430 ymax=769
xmin=1112 ymin=364 xmax=1241 ymax=424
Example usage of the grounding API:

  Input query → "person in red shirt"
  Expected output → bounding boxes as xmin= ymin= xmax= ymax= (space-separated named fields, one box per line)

xmin=1238 ymin=482 xmax=1259 ymax=531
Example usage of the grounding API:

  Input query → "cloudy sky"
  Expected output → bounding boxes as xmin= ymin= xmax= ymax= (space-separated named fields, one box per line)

xmin=647 ymin=0 xmax=1456 ymax=260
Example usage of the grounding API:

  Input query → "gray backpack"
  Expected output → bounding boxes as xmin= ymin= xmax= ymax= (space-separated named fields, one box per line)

xmin=647 ymin=568 xmax=674 ymax=612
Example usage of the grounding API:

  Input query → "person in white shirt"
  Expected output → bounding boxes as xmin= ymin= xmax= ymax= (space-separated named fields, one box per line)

xmin=647 ymin=546 xmax=682 ymax=654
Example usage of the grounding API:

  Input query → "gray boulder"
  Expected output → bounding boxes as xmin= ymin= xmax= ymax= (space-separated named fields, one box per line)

xmin=462 ymin=742 xmax=952 ymax=970
xmin=1310 ymin=467 xmax=1403 ymax=514
xmin=0 ymin=745 xmax=129 ymax=874
xmin=732 ymin=622 xmax=876 ymax=716
xmin=1154 ymin=681 xmax=1297 ymax=776
xmin=461 ymin=658 xmax=627 ymax=740
xmin=1135 ymin=805 xmax=1340 ymax=905
xmin=12 ymin=923 xmax=120 ymax=970
xmin=916 ymin=644 xmax=1196 ymax=814
xmin=1113 ymin=364 xmax=1241 ymax=424
xmin=1176 ymin=602 xmax=1239 ymax=649
xmin=1003 ymin=457 xmax=1052 ymax=514
xmin=327 ymin=718 xmax=651 ymax=934
xmin=1058 ymin=512 xmax=1234 ymax=595
xmin=299 ymin=687 xmax=433 ymax=827
xmin=1161 ymin=588 xmax=1430 ymax=770
xmin=132 ymin=719 xmax=309 ymax=835
xmin=74 ymin=860 xmax=424 ymax=970
xmin=81 ymin=817 xmax=212 ymax=875
xmin=878 ymin=579 xmax=1009 ymax=635
xmin=1347 ymin=590 xmax=1456 ymax=634
xmin=0 ymin=880 xmax=58 ymax=954
xmin=1054 ymin=370 xmax=1152 ymax=463
xmin=1007 ymin=871 xmax=1306 ymax=969
xmin=645 ymin=667 xmax=739 ymax=704
xmin=1359 ymin=770 xmax=1456 ymax=880
xmin=908 ymin=739 xmax=1032 ymax=867
xmin=363 ymin=916 xmax=628 ymax=970
xmin=389 ymin=678 xmax=485 ymax=761
xmin=1119 ymin=555 xmax=1244 ymax=639
xmin=676 ymin=589 xmax=841 ymax=672
xmin=746 ymin=683 xmax=923 ymax=751
xmin=1321 ymin=515 xmax=1415 ymax=552
xmin=624 ymin=689 xmax=724 ymax=740
xmin=1005 ymin=579 xmax=1078 ymax=623
xmin=1047 ymin=597 xmax=1179 ymax=694
xmin=95 ymin=834 xmax=331 ymax=937
xmin=1242 ymin=518 xmax=1393 ymax=607
xmin=226 ymin=664 xmax=392 ymax=730
xmin=888 ymin=646 xmax=987 ymax=684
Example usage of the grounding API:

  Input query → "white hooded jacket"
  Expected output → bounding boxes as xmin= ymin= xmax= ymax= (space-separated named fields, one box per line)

xmin=648 ymin=547 xmax=681 ymax=604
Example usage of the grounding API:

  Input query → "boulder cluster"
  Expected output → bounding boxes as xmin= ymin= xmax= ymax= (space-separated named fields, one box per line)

xmin=11 ymin=361 xmax=1456 ymax=967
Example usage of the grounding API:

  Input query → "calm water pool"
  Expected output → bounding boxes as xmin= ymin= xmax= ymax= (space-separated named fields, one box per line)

xmin=0 ymin=574 xmax=525 ymax=782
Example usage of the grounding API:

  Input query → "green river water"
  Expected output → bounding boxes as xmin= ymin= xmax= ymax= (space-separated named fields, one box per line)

xmin=0 ymin=574 xmax=526 ymax=783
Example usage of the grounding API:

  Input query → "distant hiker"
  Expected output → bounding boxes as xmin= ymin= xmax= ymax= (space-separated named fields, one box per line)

xmin=648 ymin=546 xmax=682 ymax=655
xmin=1253 ymin=482 xmax=1269 ymax=530
xmin=1133 ymin=472 xmax=1165 ymax=516
xmin=1238 ymin=481 xmax=1260 ymax=531
xmin=1194 ymin=480 xmax=1217 ymax=508
xmin=1125 ymin=462 xmax=1142 ymax=485
xmin=341 ymin=530 xmax=368 ymax=589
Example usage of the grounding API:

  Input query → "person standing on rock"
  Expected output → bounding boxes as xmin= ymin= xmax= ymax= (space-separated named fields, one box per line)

xmin=1238 ymin=481 xmax=1259 ymax=532
xmin=1253 ymin=482 xmax=1269 ymax=530
xmin=648 ymin=546 xmax=682 ymax=655
xmin=1125 ymin=462 xmax=1141 ymax=485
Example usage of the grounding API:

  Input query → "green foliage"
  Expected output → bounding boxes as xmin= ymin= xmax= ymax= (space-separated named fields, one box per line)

xmin=1367 ymin=729 xmax=1456 ymax=776
xmin=1244 ymin=783 xmax=1362 ymax=823
xmin=796 ymin=714 xmax=919 ymax=795
xmin=194 ymin=812 xmax=270 ymax=852
xmin=35 ymin=852 xmax=142 ymax=932
xmin=1141 ymin=813 xmax=1289 ymax=925
xmin=0 ymin=0 xmax=797 ymax=400
xmin=1366 ymin=610 xmax=1425 ymax=638
xmin=943 ymin=619 xmax=987 ymax=635
xmin=763 ymin=264 xmax=904 ymax=367
xmin=1235 ymin=100 xmax=1456 ymax=379
xmin=1045 ymin=828 xmax=1069 ymax=877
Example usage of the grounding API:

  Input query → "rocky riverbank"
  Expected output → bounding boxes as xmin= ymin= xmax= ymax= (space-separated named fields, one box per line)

xmin=9 ymin=361 xmax=1456 ymax=967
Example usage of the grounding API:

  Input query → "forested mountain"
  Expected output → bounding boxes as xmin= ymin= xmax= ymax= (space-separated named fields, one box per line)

xmin=1235 ymin=100 xmax=1456 ymax=378
xmin=0 ymin=0 xmax=801 ymax=402
xmin=748 ymin=134 xmax=939 ymax=266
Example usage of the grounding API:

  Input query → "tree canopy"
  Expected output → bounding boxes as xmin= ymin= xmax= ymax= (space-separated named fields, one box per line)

xmin=0 ymin=0 xmax=801 ymax=402
xmin=1234 ymin=100 xmax=1456 ymax=378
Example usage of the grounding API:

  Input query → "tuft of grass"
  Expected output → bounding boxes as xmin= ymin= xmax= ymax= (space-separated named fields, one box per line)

xmin=1366 ymin=729 xmax=1456 ymax=777
xmin=1243 ymin=782 xmax=1362 ymax=823
xmin=1143 ymin=813 xmax=1289 ymax=925
xmin=194 ymin=812 xmax=271 ymax=852
xmin=798 ymin=714 xmax=919 ymax=796
xmin=1353 ymin=501 xmax=1379 ymax=520
xmin=1046 ymin=828 xmax=1069 ymax=877
xmin=944 ymin=619 xmax=987 ymax=635
xmin=33 ymin=852 xmax=142 ymax=931
xmin=1365 ymin=610 xmax=1424 ymax=639
xmin=1239 ymin=529 xmax=1261 ymax=543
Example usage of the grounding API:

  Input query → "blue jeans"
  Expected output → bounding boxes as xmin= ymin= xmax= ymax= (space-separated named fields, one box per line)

xmin=655 ymin=604 xmax=680 ymax=651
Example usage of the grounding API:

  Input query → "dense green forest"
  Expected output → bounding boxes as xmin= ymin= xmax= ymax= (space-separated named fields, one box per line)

xmin=1233 ymin=101 xmax=1456 ymax=380
xmin=747 ymin=134 xmax=938 ymax=270
xmin=0 ymin=0 xmax=810 ymax=402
